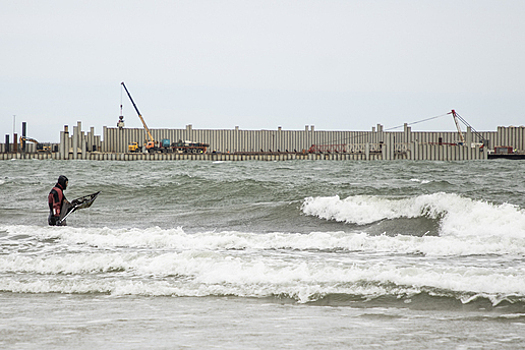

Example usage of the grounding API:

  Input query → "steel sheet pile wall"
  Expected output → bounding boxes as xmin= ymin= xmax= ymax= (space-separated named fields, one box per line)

xmin=58 ymin=122 xmax=101 ymax=160
xmin=82 ymin=123 xmax=525 ymax=161
xmin=103 ymin=124 xmax=389 ymax=154
xmin=0 ymin=152 xmax=58 ymax=160
xmin=0 ymin=143 xmax=37 ymax=153
xmin=4 ymin=121 xmax=524 ymax=161
xmin=97 ymin=123 xmax=519 ymax=161
xmin=495 ymin=126 xmax=525 ymax=150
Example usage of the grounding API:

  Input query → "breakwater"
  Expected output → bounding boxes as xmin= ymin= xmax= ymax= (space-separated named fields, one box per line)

xmin=0 ymin=145 xmax=486 ymax=161
xmin=0 ymin=152 xmax=372 ymax=161
xmin=2 ymin=121 xmax=525 ymax=161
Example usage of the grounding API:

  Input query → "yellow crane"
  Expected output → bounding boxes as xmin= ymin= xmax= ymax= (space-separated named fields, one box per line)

xmin=121 ymin=82 xmax=157 ymax=153
xmin=19 ymin=136 xmax=51 ymax=152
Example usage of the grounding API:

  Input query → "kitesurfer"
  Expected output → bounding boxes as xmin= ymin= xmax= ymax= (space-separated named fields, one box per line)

xmin=48 ymin=175 xmax=70 ymax=226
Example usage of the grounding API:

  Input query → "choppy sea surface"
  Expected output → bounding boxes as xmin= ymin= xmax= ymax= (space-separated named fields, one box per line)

xmin=1 ymin=159 xmax=525 ymax=349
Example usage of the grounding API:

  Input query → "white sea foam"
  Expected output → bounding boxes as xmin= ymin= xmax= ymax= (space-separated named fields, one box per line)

xmin=2 ymin=223 xmax=525 ymax=301
xmin=1 ymin=243 xmax=524 ymax=302
xmin=301 ymin=193 xmax=525 ymax=238
xmin=3 ymin=223 xmax=525 ymax=257
xmin=410 ymin=178 xmax=431 ymax=184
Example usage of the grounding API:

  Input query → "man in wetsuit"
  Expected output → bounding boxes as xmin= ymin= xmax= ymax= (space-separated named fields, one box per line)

xmin=48 ymin=175 xmax=70 ymax=226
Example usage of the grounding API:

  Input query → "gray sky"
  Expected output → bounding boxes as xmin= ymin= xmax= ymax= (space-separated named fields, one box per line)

xmin=1 ymin=0 xmax=524 ymax=142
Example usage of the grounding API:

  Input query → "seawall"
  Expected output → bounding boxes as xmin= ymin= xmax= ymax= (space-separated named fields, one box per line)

xmin=3 ymin=121 xmax=525 ymax=161
xmin=0 ymin=146 xmax=486 ymax=161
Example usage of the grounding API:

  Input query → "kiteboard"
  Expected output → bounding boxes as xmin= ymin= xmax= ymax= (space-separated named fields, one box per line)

xmin=58 ymin=191 xmax=100 ymax=225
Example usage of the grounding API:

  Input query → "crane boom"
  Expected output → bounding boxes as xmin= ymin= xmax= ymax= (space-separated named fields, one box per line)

xmin=450 ymin=110 xmax=465 ymax=143
xmin=19 ymin=136 xmax=39 ymax=144
xmin=121 ymin=82 xmax=155 ymax=144
xmin=449 ymin=110 xmax=485 ymax=146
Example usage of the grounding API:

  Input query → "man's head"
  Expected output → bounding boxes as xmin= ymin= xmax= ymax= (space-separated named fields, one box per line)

xmin=57 ymin=175 xmax=68 ymax=190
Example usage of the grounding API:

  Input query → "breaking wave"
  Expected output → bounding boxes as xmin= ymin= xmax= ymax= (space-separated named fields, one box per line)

xmin=301 ymin=192 xmax=525 ymax=238
xmin=1 ymin=225 xmax=525 ymax=308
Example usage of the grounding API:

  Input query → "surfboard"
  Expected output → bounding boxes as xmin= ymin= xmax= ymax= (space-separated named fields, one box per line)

xmin=58 ymin=191 xmax=100 ymax=225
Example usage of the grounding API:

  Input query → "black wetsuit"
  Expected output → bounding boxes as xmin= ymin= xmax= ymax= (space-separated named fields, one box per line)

xmin=48 ymin=183 xmax=67 ymax=226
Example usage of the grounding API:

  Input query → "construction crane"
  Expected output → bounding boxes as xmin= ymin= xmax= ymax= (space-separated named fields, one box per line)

xmin=451 ymin=110 xmax=465 ymax=144
xmin=19 ymin=136 xmax=39 ymax=144
xmin=121 ymin=82 xmax=157 ymax=153
xmin=449 ymin=110 xmax=485 ymax=147
xmin=19 ymin=136 xmax=51 ymax=152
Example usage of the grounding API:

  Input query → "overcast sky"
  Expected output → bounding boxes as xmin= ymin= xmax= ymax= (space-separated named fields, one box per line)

xmin=1 ymin=0 xmax=524 ymax=142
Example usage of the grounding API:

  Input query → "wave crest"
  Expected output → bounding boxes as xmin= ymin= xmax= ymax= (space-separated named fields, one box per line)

xmin=301 ymin=193 xmax=525 ymax=238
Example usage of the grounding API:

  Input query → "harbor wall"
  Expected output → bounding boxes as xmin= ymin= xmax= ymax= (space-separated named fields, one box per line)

xmin=3 ymin=122 xmax=525 ymax=161
xmin=0 ymin=147 xmax=487 ymax=161
xmin=101 ymin=124 xmax=525 ymax=155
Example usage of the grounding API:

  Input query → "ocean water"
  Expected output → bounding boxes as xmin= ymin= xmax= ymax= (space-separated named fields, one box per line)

xmin=1 ymin=159 xmax=525 ymax=349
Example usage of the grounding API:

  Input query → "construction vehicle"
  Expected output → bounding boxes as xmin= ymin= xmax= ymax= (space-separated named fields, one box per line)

xmin=155 ymin=138 xmax=209 ymax=153
xmin=128 ymin=141 xmax=142 ymax=153
xmin=172 ymin=140 xmax=209 ymax=154
xmin=158 ymin=139 xmax=171 ymax=153
xmin=121 ymin=82 xmax=158 ymax=153
xmin=449 ymin=110 xmax=485 ymax=148
xmin=120 ymin=82 xmax=209 ymax=154
xmin=19 ymin=136 xmax=52 ymax=152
